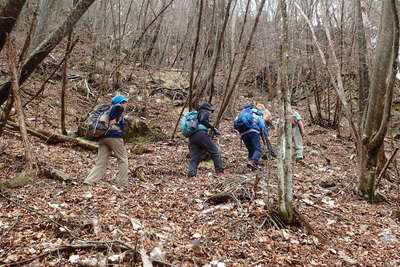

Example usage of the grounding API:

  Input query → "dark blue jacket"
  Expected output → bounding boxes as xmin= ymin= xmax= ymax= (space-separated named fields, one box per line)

xmin=104 ymin=104 xmax=125 ymax=138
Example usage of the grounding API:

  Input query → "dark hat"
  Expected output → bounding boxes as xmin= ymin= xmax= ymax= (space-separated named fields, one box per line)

xmin=199 ymin=102 xmax=215 ymax=111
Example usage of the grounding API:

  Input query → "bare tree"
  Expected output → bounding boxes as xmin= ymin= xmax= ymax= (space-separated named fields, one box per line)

xmin=358 ymin=0 xmax=399 ymax=203
xmin=276 ymin=0 xmax=295 ymax=225
xmin=0 ymin=0 xmax=97 ymax=107
xmin=6 ymin=36 xmax=36 ymax=173
xmin=354 ymin=0 xmax=370 ymax=118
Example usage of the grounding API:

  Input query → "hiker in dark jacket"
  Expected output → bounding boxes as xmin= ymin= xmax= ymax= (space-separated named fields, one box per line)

xmin=235 ymin=104 xmax=269 ymax=170
xmin=187 ymin=102 xmax=224 ymax=178
xmin=84 ymin=95 xmax=129 ymax=185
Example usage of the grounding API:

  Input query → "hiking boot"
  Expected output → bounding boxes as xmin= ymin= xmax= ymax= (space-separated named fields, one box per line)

xmin=247 ymin=161 xmax=258 ymax=171
xmin=215 ymin=171 xmax=225 ymax=177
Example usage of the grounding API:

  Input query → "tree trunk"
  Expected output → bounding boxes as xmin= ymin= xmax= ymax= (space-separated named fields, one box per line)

xmin=0 ymin=0 xmax=27 ymax=53
xmin=277 ymin=0 xmax=295 ymax=225
xmin=6 ymin=36 xmax=35 ymax=170
xmin=354 ymin=0 xmax=370 ymax=118
xmin=358 ymin=0 xmax=399 ymax=203
xmin=215 ymin=0 xmax=266 ymax=128
xmin=188 ymin=0 xmax=203 ymax=111
xmin=0 ymin=0 xmax=96 ymax=107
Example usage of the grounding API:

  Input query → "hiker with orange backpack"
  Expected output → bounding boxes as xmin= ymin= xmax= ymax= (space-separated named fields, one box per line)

xmin=233 ymin=104 xmax=269 ymax=170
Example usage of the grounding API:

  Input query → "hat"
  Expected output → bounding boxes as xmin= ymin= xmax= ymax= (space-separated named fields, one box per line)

xmin=243 ymin=104 xmax=253 ymax=109
xmin=256 ymin=104 xmax=265 ymax=110
xmin=111 ymin=95 xmax=129 ymax=105
xmin=199 ymin=102 xmax=215 ymax=111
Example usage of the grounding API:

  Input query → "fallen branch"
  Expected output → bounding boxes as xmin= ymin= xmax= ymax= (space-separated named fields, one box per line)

xmin=298 ymin=198 xmax=347 ymax=221
xmin=6 ymin=120 xmax=98 ymax=150
xmin=0 ymin=191 xmax=77 ymax=239
xmin=0 ymin=215 xmax=22 ymax=244
xmin=37 ymin=162 xmax=71 ymax=182
xmin=6 ymin=241 xmax=135 ymax=266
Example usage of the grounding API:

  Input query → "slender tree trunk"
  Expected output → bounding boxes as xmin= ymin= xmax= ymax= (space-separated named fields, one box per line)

xmin=188 ymin=0 xmax=203 ymax=111
xmin=358 ymin=0 xmax=399 ymax=203
xmin=215 ymin=0 xmax=266 ymax=128
xmin=6 ymin=36 xmax=35 ymax=170
xmin=0 ymin=0 xmax=96 ymax=107
xmin=354 ymin=0 xmax=370 ymax=119
xmin=277 ymin=0 xmax=295 ymax=225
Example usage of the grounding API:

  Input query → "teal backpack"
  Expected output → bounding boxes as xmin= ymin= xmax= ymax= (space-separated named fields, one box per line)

xmin=180 ymin=111 xmax=207 ymax=137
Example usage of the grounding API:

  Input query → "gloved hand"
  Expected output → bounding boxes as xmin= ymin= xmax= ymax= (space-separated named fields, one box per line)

xmin=214 ymin=128 xmax=222 ymax=136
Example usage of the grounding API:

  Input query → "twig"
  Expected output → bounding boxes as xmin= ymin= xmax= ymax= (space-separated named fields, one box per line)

xmin=0 ymin=215 xmax=22 ymax=244
xmin=0 ymin=191 xmax=77 ymax=239
xmin=299 ymin=198 xmax=347 ymax=221
xmin=375 ymin=148 xmax=399 ymax=189
xmin=6 ymin=241 xmax=135 ymax=266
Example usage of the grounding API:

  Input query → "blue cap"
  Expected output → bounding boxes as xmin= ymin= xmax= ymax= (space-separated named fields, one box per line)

xmin=111 ymin=95 xmax=129 ymax=105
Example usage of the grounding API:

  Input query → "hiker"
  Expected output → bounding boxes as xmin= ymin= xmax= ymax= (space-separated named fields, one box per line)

xmin=292 ymin=109 xmax=305 ymax=160
xmin=84 ymin=95 xmax=129 ymax=185
xmin=187 ymin=102 xmax=224 ymax=178
xmin=255 ymin=103 xmax=277 ymax=158
xmin=234 ymin=104 xmax=269 ymax=170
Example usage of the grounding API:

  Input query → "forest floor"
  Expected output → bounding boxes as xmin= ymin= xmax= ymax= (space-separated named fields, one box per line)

xmin=0 ymin=49 xmax=400 ymax=266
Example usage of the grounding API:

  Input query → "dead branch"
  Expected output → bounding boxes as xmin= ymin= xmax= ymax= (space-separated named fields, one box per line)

xmin=298 ymin=197 xmax=347 ymax=221
xmin=0 ymin=215 xmax=22 ymax=244
xmin=6 ymin=120 xmax=98 ymax=150
xmin=6 ymin=241 xmax=136 ymax=266
xmin=0 ymin=191 xmax=77 ymax=238
xmin=37 ymin=162 xmax=71 ymax=182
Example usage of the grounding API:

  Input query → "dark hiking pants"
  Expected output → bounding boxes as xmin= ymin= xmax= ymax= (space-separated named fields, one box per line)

xmin=242 ymin=132 xmax=261 ymax=164
xmin=187 ymin=131 xmax=223 ymax=177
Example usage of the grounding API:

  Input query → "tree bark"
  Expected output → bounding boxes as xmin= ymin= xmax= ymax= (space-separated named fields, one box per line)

xmin=0 ymin=0 xmax=96 ymax=107
xmin=188 ymin=0 xmax=203 ymax=111
xmin=277 ymin=0 xmax=295 ymax=225
xmin=354 ymin=0 xmax=370 ymax=118
xmin=358 ymin=0 xmax=399 ymax=203
xmin=6 ymin=36 xmax=35 ymax=170
xmin=0 ymin=0 xmax=27 ymax=53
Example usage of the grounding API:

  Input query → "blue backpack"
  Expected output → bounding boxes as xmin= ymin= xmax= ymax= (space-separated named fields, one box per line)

xmin=233 ymin=109 xmax=258 ymax=133
xmin=180 ymin=111 xmax=201 ymax=137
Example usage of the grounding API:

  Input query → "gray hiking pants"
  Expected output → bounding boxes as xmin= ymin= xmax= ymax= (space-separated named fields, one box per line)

xmin=187 ymin=131 xmax=223 ymax=177
xmin=293 ymin=126 xmax=304 ymax=159
xmin=84 ymin=138 xmax=129 ymax=185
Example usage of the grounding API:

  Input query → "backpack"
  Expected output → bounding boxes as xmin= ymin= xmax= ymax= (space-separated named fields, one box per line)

xmin=83 ymin=104 xmax=112 ymax=138
xmin=180 ymin=111 xmax=200 ymax=137
xmin=233 ymin=109 xmax=258 ymax=132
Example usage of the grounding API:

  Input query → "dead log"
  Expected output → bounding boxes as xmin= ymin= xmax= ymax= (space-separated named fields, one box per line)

xmin=7 ymin=121 xmax=98 ymax=150
xmin=38 ymin=163 xmax=71 ymax=182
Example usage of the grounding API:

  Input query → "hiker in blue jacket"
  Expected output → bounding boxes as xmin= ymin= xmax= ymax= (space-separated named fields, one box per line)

xmin=234 ymin=104 xmax=269 ymax=170
xmin=187 ymin=102 xmax=224 ymax=178
xmin=84 ymin=95 xmax=129 ymax=185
